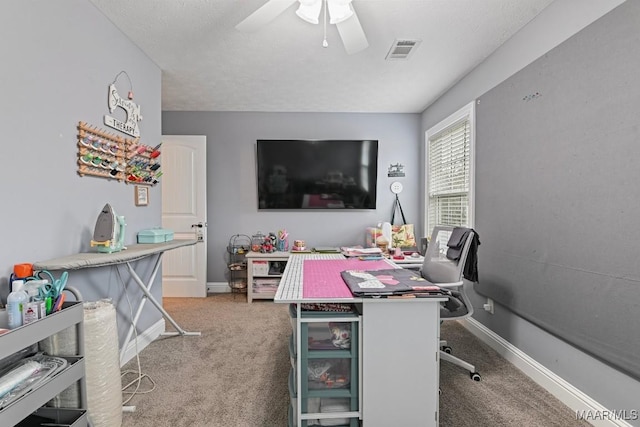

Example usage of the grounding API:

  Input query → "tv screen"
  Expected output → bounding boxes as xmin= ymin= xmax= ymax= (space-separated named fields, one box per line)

xmin=256 ymin=139 xmax=378 ymax=210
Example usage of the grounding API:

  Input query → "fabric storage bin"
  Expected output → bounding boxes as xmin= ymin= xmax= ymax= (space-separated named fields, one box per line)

xmin=252 ymin=260 xmax=269 ymax=275
xmin=137 ymin=228 xmax=174 ymax=243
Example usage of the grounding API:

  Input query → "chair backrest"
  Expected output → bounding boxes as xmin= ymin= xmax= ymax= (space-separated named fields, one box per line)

xmin=420 ymin=225 xmax=474 ymax=288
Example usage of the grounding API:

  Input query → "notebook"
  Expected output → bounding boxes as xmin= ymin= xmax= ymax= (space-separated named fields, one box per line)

xmin=340 ymin=268 xmax=440 ymax=297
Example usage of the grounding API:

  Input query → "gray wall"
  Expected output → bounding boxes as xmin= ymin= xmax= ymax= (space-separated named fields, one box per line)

xmin=422 ymin=0 xmax=640 ymax=420
xmin=162 ymin=112 xmax=421 ymax=283
xmin=475 ymin=0 xmax=640 ymax=379
xmin=0 ymin=0 xmax=163 ymax=357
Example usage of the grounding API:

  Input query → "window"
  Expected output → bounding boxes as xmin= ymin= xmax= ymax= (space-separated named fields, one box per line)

xmin=424 ymin=101 xmax=475 ymax=238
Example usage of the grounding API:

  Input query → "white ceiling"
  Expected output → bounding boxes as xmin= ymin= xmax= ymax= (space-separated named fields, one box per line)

xmin=89 ymin=0 xmax=555 ymax=113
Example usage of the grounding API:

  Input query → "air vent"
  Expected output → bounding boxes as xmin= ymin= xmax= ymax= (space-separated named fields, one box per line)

xmin=385 ymin=39 xmax=422 ymax=61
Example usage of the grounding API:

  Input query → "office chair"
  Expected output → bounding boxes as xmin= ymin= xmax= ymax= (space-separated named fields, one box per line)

xmin=421 ymin=225 xmax=481 ymax=381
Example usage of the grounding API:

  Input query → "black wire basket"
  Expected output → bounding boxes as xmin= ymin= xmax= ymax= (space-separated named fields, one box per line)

xmin=227 ymin=234 xmax=251 ymax=255
xmin=227 ymin=234 xmax=251 ymax=292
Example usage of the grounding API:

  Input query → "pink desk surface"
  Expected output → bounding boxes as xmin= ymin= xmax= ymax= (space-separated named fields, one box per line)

xmin=303 ymin=259 xmax=392 ymax=298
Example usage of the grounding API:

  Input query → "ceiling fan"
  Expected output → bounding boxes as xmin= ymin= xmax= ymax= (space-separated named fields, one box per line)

xmin=236 ymin=0 xmax=369 ymax=55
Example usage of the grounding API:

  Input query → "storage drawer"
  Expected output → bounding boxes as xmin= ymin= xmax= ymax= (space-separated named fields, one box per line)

xmin=290 ymin=306 xmax=354 ymax=353
xmin=308 ymin=322 xmax=351 ymax=351
xmin=307 ymin=358 xmax=350 ymax=390
xmin=288 ymin=402 xmax=354 ymax=427
xmin=16 ymin=408 xmax=87 ymax=427
xmin=318 ymin=398 xmax=352 ymax=426
xmin=293 ymin=321 xmax=353 ymax=354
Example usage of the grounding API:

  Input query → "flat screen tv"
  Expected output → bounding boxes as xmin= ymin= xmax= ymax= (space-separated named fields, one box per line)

xmin=256 ymin=139 xmax=378 ymax=210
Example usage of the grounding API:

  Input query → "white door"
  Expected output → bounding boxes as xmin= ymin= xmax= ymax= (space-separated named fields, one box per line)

xmin=161 ymin=135 xmax=207 ymax=297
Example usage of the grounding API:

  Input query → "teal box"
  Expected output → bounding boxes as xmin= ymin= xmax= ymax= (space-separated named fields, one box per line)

xmin=137 ymin=228 xmax=174 ymax=243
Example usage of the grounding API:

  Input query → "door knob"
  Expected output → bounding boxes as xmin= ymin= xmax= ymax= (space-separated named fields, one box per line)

xmin=191 ymin=222 xmax=206 ymax=241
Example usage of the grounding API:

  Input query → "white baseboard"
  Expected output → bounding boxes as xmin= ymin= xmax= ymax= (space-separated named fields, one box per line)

xmin=120 ymin=318 xmax=165 ymax=367
xmin=207 ymin=281 xmax=231 ymax=294
xmin=462 ymin=318 xmax=633 ymax=427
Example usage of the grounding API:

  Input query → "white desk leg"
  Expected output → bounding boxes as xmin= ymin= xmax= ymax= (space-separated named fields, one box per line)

xmin=119 ymin=252 xmax=201 ymax=364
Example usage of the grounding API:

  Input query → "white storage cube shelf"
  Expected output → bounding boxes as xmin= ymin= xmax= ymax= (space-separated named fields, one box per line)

xmin=247 ymin=253 xmax=288 ymax=302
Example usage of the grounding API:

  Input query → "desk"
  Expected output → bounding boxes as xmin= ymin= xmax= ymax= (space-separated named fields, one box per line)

xmin=275 ymin=253 xmax=445 ymax=426
xmin=33 ymin=240 xmax=201 ymax=363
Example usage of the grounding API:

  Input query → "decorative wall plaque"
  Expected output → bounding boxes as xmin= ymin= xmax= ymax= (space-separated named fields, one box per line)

xmin=104 ymin=83 xmax=143 ymax=137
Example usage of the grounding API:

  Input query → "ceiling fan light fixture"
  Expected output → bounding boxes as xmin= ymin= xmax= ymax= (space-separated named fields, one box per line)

xmin=327 ymin=0 xmax=353 ymax=24
xmin=296 ymin=0 xmax=322 ymax=24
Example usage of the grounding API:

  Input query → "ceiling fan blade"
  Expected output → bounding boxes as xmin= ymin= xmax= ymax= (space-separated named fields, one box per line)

xmin=336 ymin=10 xmax=369 ymax=54
xmin=235 ymin=0 xmax=298 ymax=32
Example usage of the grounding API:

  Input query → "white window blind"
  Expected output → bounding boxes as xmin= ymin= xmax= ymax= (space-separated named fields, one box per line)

xmin=427 ymin=118 xmax=471 ymax=233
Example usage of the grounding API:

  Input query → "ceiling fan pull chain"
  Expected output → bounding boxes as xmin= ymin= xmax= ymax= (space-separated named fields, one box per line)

xmin=322 ymin=0 xmax=329 ymax=48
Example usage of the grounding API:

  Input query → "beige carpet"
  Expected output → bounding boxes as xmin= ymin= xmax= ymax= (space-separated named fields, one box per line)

xmin=120 ymin=294 xmax=589 ymax=427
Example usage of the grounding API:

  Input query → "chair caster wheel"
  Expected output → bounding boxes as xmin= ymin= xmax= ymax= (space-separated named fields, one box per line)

xmin=442 ymin=346 xmax=452 ymax=354
xmin=470 ymin=372 xmax=481 ymax=381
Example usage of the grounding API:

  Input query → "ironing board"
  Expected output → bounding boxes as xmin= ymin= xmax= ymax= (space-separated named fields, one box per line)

xmin=33 ymin=239 xmax=202 ymax=363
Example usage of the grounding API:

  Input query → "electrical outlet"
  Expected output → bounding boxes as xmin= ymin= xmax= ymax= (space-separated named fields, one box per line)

xmin=483 ymin=298 xmax=494 ymax=314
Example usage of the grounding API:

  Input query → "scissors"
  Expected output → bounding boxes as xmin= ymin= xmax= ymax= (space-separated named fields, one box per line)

xmin=35 ymin=270 xmax=68 ymax=300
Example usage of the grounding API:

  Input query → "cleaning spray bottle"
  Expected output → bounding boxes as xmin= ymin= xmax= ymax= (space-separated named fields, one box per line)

xmin=6 ymin=280 xmax=28 ymax=329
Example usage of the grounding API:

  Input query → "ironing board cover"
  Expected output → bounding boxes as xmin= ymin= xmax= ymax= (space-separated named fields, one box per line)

xmin=32 ymin=240 xmax=198 ymax=270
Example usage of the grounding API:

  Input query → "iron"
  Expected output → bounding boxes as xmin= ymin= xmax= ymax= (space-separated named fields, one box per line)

xmin=90 ymin=203 xmax=126 ymax=253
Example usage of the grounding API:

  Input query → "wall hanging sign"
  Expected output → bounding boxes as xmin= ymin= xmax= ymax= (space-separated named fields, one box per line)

xmin=104 ymin=71 xmax=143 ymax=137
xmin=388 ymin=163 xmax=405 ymax=177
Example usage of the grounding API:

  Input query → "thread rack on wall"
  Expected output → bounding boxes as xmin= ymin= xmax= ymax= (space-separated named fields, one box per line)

xmin=124 ymin=140 xmax=162 ymax=186
xmin=77 ymin=121 xmax=127 ymax=181
xmin=76 ymin=121 xmax=162 ymax=186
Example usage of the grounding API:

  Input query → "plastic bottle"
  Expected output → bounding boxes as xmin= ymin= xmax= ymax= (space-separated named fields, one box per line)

xmin=22 ymin=286 xmax=41 ymax=325
xmin=7 ymin=280 xmax=28 ymax=329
